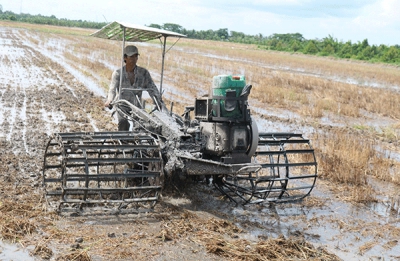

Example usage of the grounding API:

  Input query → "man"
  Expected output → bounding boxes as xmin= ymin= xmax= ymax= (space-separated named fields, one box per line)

xmin=104 ymin=45 xmax=163 ymax=131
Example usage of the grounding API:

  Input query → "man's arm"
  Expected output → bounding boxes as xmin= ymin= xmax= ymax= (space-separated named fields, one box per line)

xmin=144 ymin=69 xmax=163 ymax=107
xmin=104 ymin=70 xmax=119 ymax=107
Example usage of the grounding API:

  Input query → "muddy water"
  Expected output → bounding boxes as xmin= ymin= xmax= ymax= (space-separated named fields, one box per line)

xmin=189 ymin=181 xmax=400 ymax=261
xmin=0 ymin=25 xmax=399 ymax=260
xmin=0 ymin=242 xmax=34 ymax=261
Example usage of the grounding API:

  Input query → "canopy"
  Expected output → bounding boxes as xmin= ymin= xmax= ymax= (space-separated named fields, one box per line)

xmin=91 ymin=21 xmax=186 ymax=96
xmin=91 ymin=21 xmax=186 ymax=42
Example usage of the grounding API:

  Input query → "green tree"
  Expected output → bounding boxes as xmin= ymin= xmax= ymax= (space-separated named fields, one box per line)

xmin=338 ymin=41 xmax=353 ymax=58
xmin=255 ymin=33 xmax=263 ymax=42
xmin=320 ymin=44 xmax=335 ymax=56
xmin=322 ymin=35 xmax=338 ymax=52
xmin=276 ymin=40 xmax=285 ymax=51
xmin=230 ymin=31 xmax=245 ymax=41
xmin=216 ymin=28 xmax=228 ymax=40
xmin=361 ymin=39 xmax=369 ymax=49
xmin=376 ymin=44 xmax=389 ymax=57
xmin=162 ymin=23 xmax=183 ymax=33
xmin=291 ymin=40 xmax=301 ymax=52
xmin=303 ymin=41 xmax=319 ymax=54
xmin=358 ymin=46 xmax=375 ymax=60
xmin=382 ymin=46 xmax=400 ymax=63
xmin=269 ymin=38 xmax=279 ymax=49
xmin=271 ymin=33 xmax=304 ymax=43
xmin=148 ymin=23 xmax=161 ymax=29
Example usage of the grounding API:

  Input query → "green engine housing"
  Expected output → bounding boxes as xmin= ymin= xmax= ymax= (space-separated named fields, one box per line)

xmin=211 ymin=75 xmax=246 ymax=119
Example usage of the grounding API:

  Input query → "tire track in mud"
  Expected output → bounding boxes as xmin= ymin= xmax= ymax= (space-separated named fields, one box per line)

xmin=16 ymin=29 xmax=111 ymax=131
xmin=0 ymin=30 xmax=46 ymax=153
xmin=0 ymin=29 xmax=111 ymax=158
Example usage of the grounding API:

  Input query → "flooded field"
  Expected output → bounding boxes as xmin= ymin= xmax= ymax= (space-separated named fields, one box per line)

xmin=0 ymin=21 xmax=399 ymax=260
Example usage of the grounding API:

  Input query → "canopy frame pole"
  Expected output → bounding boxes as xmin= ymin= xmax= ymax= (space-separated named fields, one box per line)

xmin=158 ymin=35 xmax=182 ymax=97
xmin=118 ymin=26 xmax=126 ymax=99
xmin=160 ymin=35 xmax=167 ymax=96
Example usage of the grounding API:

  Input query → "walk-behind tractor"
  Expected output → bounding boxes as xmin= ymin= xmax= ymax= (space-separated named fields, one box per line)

xmin=42 ymin=22 xmax=317 ymax=213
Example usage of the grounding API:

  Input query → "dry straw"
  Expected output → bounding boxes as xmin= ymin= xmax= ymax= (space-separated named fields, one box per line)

xmin=156 ymin=210 xmax=339 ymax=260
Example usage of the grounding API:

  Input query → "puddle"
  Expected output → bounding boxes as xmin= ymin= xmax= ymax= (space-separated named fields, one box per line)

xmin=228 ymin=188 xmax=399 ymax=260
xmin=0 ymin=241 xmax=34 ymax=261
xmin=368 ymin=176 xmax=400 ymax=219
xmin=252 ymin=113 xmax=315 ymax=134
xmin=369 ymin=198 xmax=400 ymax=220
xmin=376 ymin=145 xmax=400 ymax=162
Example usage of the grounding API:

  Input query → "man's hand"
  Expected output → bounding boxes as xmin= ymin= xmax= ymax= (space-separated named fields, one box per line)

xmin=104 ymin=101 xmax=112 ymax=109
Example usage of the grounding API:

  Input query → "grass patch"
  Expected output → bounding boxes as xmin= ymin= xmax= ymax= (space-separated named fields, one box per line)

xmin=313 ymin=128 xmax=396 ymax=202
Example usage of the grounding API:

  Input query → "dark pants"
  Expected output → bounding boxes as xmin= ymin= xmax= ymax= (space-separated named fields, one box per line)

xmin=117 ymin=111 xmax=130 ymax=131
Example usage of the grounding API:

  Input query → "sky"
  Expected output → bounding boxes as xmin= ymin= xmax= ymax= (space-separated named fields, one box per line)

xmin=2 ymin=0 xmax=400 ymax=46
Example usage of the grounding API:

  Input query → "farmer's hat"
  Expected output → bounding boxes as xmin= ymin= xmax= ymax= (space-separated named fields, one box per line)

xmin=124 ymin=45 xmax=139 ymax=56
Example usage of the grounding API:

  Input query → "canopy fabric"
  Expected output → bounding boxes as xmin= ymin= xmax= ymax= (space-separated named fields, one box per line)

xmin=91 ymin=21 xmax=186 ymax=42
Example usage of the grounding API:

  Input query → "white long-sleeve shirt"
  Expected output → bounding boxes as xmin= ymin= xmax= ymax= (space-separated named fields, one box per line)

xmin=106 ymin=65 xmax=162 ymax=107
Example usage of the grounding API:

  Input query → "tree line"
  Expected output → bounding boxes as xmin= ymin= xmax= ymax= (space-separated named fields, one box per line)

xmin=150 ymin=23 xmax=400 ymax=64
xmin=1 ymin=6 xmax=399 ymax=64
xmin=0 ymin=7 xmax=106 ymax=29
